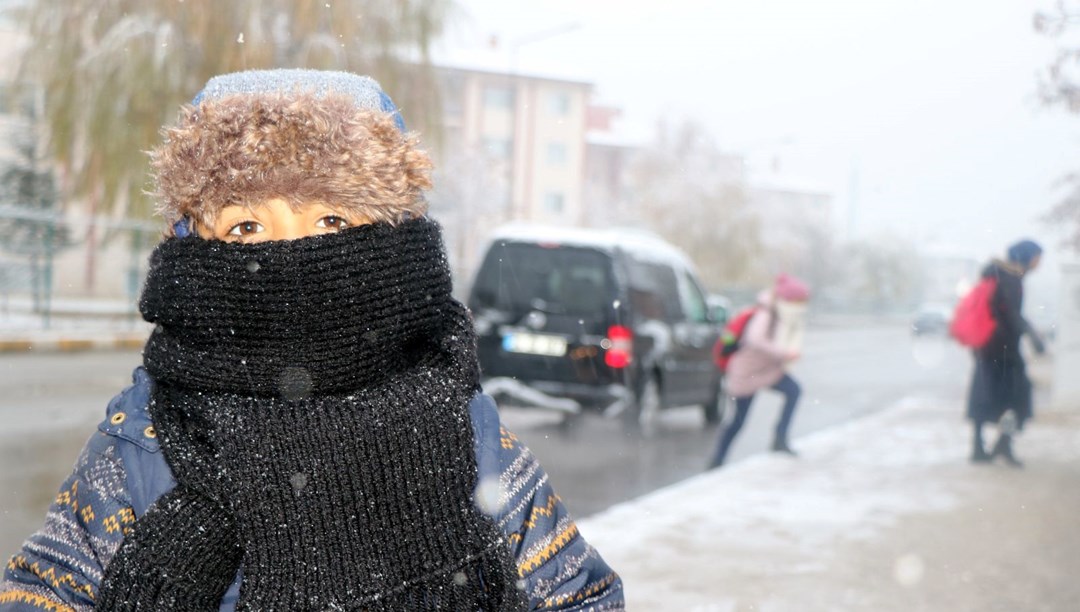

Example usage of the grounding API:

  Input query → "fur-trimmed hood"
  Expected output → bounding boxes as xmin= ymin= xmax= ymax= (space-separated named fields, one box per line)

xmin=988 ymin=258 xmax=1026 ymax=277
xmin=150 ymin=70 xmax=432 ymax=232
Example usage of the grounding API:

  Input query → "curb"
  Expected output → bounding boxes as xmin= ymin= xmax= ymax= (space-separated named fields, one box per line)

xmin=0 ymin=335 xmax=147 ymax=353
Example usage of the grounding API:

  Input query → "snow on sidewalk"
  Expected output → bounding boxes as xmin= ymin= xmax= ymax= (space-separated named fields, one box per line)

xmin=578 ymin=399 xmax=1080 ymax=611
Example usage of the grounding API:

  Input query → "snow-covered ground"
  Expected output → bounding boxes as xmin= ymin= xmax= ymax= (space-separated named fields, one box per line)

xmin=578 ymin=397 xmax=1080 ymax=611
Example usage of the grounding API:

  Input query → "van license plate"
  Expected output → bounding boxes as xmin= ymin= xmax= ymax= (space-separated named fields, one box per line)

xmin=502 ymin=332 xmax=567 ymax=357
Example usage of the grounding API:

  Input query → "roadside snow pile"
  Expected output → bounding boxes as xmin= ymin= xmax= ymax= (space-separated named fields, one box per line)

xmin=577 ymin=398 xmax=1080 ymax=610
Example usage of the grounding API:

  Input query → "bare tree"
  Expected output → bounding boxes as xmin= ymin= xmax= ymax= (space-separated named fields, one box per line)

xmin=627 ymin=119 xmax=768 ymax=292
xmin=1036 ymin=1 xmax=1080 ymax=247
xmin=429 ymin=144 xmax=510 ymax=289
xmin=4 ymin=0 xmax=456 ymax=287
xmin=1036 ymin=1 xmax=1080 ymax=110
xmin=838 ymin=235 xmax=925 ymax=314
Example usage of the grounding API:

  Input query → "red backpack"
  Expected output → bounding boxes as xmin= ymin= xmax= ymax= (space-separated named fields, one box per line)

xmin=949 ymin=277 xmax=997 ymax=348
xmin=712 ymin=306 xmax=758 ymax=372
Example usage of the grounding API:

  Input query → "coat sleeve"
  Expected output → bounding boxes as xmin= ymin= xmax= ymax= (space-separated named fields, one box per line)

xmin=993 ymin=272 xmax=1028 ymax=340
xmin=470 ymin=394 xmax=625 ymax=611
xmin=0 ymin=430 xmax=133 ymax=611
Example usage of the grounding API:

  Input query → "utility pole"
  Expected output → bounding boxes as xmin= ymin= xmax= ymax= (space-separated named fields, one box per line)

xmin=505 ymin=22 xmax=581 ymax=222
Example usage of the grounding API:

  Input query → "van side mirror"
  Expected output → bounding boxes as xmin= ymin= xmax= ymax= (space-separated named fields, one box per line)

xmin=707 ymin=304 xmax=728 ymax=325
xmin=706 ymin=295 xmax=730 ymax=325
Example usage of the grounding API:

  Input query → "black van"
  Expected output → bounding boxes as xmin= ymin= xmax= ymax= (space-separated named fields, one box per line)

xmin=467 ymin=224 xmax=725 ymax=431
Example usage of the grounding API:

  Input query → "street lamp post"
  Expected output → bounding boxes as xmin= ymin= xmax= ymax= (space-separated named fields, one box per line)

xmin=504 ymin=22 xmax=581 ymax=221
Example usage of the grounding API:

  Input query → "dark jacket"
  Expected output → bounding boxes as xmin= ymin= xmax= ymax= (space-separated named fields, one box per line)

xmin=967 ymin=260 xmax=1038 ymax=425
xmin=0 ymin=368 xmax=624 ymax=611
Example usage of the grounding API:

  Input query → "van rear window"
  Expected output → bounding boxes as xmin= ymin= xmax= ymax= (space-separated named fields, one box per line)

xmin=469 ymin=242 xmax=615 ymax=316
xmin=625 ymin=259 xmax=683 ymax=322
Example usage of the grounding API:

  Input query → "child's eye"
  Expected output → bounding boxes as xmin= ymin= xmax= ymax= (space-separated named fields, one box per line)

xmin=316 ymin=216 xmax=350 ymax=231
xmin=227 ymin=221 xmax=264 ymax=237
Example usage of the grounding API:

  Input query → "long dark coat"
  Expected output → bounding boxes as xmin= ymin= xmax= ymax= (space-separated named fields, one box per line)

xmin=966 ymin=260 xmax=1033 ymax=426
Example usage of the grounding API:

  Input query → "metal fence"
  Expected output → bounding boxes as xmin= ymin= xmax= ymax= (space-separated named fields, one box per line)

xmin=0 ymin=204 xmax=160 ymax=330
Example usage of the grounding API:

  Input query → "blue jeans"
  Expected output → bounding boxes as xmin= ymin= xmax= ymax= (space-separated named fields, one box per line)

xmin=709 ymin=373 xmax=801 ymax=468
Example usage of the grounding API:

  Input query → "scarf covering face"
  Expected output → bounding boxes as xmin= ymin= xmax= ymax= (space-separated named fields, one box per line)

xmin=97 ymin=218 xmax=525 ymax=611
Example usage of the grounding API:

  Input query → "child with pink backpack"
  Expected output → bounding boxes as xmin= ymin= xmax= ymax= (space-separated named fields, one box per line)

xmin=708 ymin=273 xmax=810 ymax=469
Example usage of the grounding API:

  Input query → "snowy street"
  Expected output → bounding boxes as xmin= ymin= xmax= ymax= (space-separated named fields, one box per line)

xmin=498 ymin=322 xmax=975 ymax=518
xmin=0 ymin=322 xmax=987 ymax=559
xmin=0 ymin=322 xmax=1072 ymax=610
xmin=578 ymin=396 xmax=1080 ymax=611
xmin=0 ymin=3 xmax=1072 ymax=609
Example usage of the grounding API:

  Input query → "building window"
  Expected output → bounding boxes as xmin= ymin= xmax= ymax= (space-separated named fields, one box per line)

xmin=483 ymin=86 xmax=515 ymax=110
xmin=548 ymin=92 xmax=571 ymax=116
xmin=544 ymin=192 xmax=565 ymax=214
xmin=546 ymin=142 xmax=567 ymax=165
xmin=440 ymin=75 xmax=464 ymax=118
xmin=483 ymin=138 xmax=512 ymax=159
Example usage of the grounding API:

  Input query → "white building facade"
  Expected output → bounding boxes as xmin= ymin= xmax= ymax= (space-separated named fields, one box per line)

xmin=429 ymin=65 xmax=592 ymax=286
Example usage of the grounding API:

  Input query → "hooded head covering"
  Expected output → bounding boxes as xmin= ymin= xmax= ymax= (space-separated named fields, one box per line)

xmin=1006 ymin=239 xmax=1043 ymax=270
xmin=152 ymin=69 xmax=432 ymax=234
xmin=775 ymin=273 xmax=811 ymax=302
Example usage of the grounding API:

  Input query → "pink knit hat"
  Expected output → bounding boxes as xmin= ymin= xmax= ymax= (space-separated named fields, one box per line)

xmin=775 ymin=273 xmax=810 ymax=302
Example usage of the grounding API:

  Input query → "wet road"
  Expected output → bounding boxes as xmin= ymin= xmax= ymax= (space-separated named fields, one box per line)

xmin=499 ymin=323 xmax=971 ymax=519
xmin=0 ymin=323 xmax=969 ymax=559
xmin=0 ymin=350 xmax=143 ymax=560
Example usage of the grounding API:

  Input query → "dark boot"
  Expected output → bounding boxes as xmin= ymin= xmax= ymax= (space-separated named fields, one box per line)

xmin=990 ymin=434 xmax=1023 ymax=469
xmin=971 ymin=421 xmax=991 ymax=464
xmin=771 ymin=438 xmax=797 ymax=456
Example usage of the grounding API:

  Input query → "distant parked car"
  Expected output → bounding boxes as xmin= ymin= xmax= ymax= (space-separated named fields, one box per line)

xmin=467 ymin=224 xmax=725 ymax=431
xmin=912 ymin=305 xmax=951 ymax=336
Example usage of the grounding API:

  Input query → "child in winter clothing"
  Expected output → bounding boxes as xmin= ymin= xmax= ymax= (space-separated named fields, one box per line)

xmin=709 ymin=273 xmax=810 ymax=468
xmin=0 ymin=70 xmax=623 ymax=611
xmin=967 ymin=239 xmax=1045 ymax=468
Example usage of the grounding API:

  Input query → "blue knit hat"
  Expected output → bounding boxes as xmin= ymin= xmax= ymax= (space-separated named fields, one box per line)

xmin=192 ymin=69 xmax=407 ymax=132
xmin=1006 ymin=239 xmax=1043 ymax=269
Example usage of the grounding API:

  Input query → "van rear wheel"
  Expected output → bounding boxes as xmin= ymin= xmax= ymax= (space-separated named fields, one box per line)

xmin=625 ymin=374 xmax=661 ymax=436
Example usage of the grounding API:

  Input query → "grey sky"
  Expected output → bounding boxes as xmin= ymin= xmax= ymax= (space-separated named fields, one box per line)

xmin=436 ymin=0 xmax=1078 ymax=285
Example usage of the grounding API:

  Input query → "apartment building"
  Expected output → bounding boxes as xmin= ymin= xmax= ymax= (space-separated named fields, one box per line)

xmin=429 ymin=64 xmax=592 ymax=284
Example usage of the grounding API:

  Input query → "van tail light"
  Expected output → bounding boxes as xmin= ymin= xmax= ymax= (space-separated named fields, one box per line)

xmin=604 ymin=325 xmax=633 ymax=368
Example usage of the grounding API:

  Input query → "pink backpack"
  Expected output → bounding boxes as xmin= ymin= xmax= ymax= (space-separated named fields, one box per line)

xmin=712 ymin=306 xmax=758 ymax=372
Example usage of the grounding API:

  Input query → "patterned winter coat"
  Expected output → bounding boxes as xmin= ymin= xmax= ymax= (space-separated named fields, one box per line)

xmin=0 ymin=367 xmax=623 ymax=611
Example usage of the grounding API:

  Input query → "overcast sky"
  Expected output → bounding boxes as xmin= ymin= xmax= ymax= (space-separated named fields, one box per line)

xmin=435 ymin=0 xmax=1079 ymax=305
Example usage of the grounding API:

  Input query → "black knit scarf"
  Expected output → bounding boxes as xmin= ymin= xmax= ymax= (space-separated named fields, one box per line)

xmin=97 ymin=218 xmax=525 ymax=611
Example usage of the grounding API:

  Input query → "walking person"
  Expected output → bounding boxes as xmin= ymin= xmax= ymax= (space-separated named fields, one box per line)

xmin=709 ymin=274 xmax=810 ymax=469
xmin=968 ymin=239 xmax=1046 ymax=467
